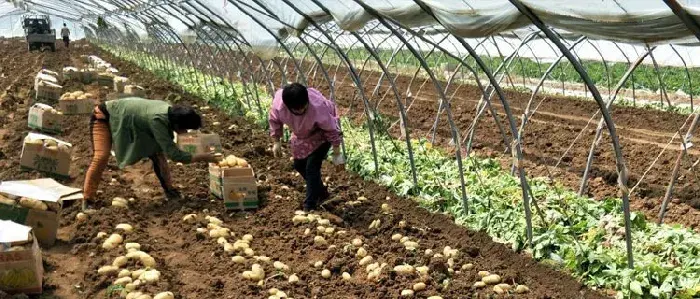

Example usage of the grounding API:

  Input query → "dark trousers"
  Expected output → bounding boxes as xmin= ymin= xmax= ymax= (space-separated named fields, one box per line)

xmin=63 ymin=36 xmax=69 ymax=47
xmin=293 ymin=142 xmax=331 ymax=208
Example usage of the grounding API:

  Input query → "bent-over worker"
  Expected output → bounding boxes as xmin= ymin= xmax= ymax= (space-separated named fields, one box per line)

xmin=269 ymin=83 xmax=345 ymax=211
xmin=82 ymin=97 xmax=220 ymax=210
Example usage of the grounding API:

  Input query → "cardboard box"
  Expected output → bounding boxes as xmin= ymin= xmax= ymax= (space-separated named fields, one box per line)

xmin=62 ymin=67 xmax=79 ymax=81
xmin=97 ymin=73 xmax=114 ymax=87
xmin=19 ymin=133 xmax=72 ymax=177
xmin=58 ymin=98 xmax=94 ymax=115
xmin=0 ymin=221 xmax=43 ymax=294
xmin=34 ymin=81 xmax=62 ymax=104
xmin=80 ymin=68 xmax=97 ymax=84
xmin=0 ymin=179 xmax=81 ymax=247
xmin=27 ymin=103 xmax=63 ymax=134
xmin=124 ymin=85 xmax=146 ymax=97
xmin=209 ymin=165 xmax=258 ymax=210
xmin=176 ymin=131 xmax=222 ymax=155
xmin=113 ymin=76 xmax=129 ymax=93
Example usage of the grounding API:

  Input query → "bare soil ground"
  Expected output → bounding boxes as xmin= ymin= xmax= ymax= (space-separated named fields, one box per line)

xmin=0 ymin=39 xmax=606 ymax=298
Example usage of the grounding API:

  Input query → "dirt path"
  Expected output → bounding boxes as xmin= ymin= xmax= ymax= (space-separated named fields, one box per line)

xmin=0 ymin=39 xmax=606 ymax=298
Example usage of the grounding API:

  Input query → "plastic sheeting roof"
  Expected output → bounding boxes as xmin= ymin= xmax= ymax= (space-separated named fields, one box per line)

xmin=4 ymin=0 xmax=700 ymax=58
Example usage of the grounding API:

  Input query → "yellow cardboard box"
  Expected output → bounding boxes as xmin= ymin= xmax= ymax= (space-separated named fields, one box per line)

xmin=27 ymin=103 xmax=63 ymax=134
xmin=19 ymin=133 xmax=72 ymax=177
xmin=62 ymin=67 xmax=79 ymax=81
xmin=97 ymin=72 xmax=115 ymax=87
xmin=209 ymin=165 xmax=258 ymax=210
xmin=113 ymin=76 xmax=129 ymax=93
xmin=34 ymin=81 xmax=62 ymax=104
xmin=0 ymin=179 xmax=82 ymax=247
xmin=176 ymin=131 xmax=222 ymax=156
xmin=124 ymin=85 xmax=146 ymax=97
xmin=0 ymin=221 xmax=43 ymax=294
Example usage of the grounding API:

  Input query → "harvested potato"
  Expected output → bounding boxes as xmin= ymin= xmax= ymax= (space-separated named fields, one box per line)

xmin=75 ymin=212 xmax=87 ymax=222
xmin=19 ymin=198 xmax=47 ymax=211
xmin=140 ymin=270 xmax=161 ymax=283
xmin=356 ymin=247 xmax=367 ymax=258
xmin=359 ymin=256 xmax=373 ymax=266
xmin=515 ymin=285 xmax=530 ymax=294
xmin=482 ymin=274 xmax=501 ymax=285
xmin=401 ymin=289 xmax=414 ymax=297
xmin=288 ymin=274 xmax=299 ymax=284
xmin=97 ymin=265 xmax=119 ymax=275
xmin=273 ymin=261 xmax=290 ymax=272
xmin=182 ymin=214 xmax=197 ymax=223
xmin=114 ymin=277 xmax=132 ymax=286
xmin=393 ymin=265 xmax=414 ymax=275
xmin=232 ymin=256 xmax=246 ymax=264
xmin=112 ymin=256 xmax=128 ymax=267
xmin=321 ymin=269 xmax=331 ymax=279
xmin=473 ymin=281 xmax=486 ymax=288
xmin=292 ymin=215 xmax=309 ymax=224
xmin=342 ymin=272 xmax=351 ymax=280
xmin=351 ymin=238 xmax=363 ymax=247
xmin=391 ymin=234 xmax=403 ymax=241
xmin=102 ymin=234 xmax=123 ymax=250
xmin=461 ymin=263 xmax=473 ymax=270
xmin=153 ymin=292 xmax=174 ymax=299
xmin=493 ymin=285 xmax=505 ymax=294
xmin=117 ymin=270 xmax=131 ymax=278
xmin=140 ymin=255 xmax=156 ymax=267
xmin=413 ymin=282 xmax=426 ymax=291
xmin=314 ymin=236 xmax=327 ymax=245
xmin=116 ymin=223 xmax=134 ymax=233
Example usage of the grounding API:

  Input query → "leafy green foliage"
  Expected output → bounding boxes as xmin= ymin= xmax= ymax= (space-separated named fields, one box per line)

xmin=340 ymin=123 xmax=700 ymax=299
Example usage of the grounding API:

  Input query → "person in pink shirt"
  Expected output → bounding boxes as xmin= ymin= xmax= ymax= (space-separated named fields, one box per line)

xmin=269 ymin=83 xmax=345 ymax=211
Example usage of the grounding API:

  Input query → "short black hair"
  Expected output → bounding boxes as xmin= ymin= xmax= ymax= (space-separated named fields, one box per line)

xmin=168 ymin=105 xmax=202 ymax=131
xmin=63 ymin=23 xmax=66 ymax=26
xmin=282 ymin=83 xmax=309 ymax=110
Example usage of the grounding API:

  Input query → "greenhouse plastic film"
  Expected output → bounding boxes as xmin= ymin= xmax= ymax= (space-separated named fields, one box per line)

xmin=520 ymin=0 xmax=695 ymax=43
xmin=421 ymin=0 xmax=530 ymax=37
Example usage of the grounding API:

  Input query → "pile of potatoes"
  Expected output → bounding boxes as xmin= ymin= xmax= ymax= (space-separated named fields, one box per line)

xmin=215 ymin=155 xmax=249 ymax=168
xmin=0 ymin=194 xmax=61 ymax=212
xmin=95 ymin=224 xmax=175 ymax=299
xmin=60 ymin=90 xmax=93 ymax=101
xmin=24 ymin=136 xmax=71 ymax=153
xmin=33 ymin=103 xmax=63 ymax=115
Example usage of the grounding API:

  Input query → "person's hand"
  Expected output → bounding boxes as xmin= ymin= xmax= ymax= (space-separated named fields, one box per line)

xmin=193 ymin=153 xmax=222 ymax=163
xmin=272 ymin=141 xmax=282 ymax=157
xmin=331 ymin=146 xmax=345 ymax=170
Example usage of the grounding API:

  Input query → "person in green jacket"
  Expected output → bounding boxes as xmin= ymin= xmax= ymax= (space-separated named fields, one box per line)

xmin=82 ymin=97 xmax=220 ymax=210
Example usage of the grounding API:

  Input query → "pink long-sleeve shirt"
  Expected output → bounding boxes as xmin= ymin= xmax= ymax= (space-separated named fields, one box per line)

xmin=268 ymin=87 xmax=343 ymax=159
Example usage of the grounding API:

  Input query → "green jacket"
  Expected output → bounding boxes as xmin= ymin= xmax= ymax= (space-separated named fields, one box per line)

xmin=105 ymin=98 xmax=192 ymax=169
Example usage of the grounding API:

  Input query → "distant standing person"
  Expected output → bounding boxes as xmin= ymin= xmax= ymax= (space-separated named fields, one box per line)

xmin=60 ymin=23 xmax=70 ymax=48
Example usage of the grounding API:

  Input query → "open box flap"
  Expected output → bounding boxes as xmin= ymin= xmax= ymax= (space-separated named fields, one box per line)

xmin=0 ymin=178 xmax=82 ymax=202
xmin=26 ymin=132 xmax=73 ymax=147
xmin=0 ymin=220 xmax=32 ymax=243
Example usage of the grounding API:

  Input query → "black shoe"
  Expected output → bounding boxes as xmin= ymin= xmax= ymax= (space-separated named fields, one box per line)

xmin=165 ymin=189 xmax=182 ymax=200
xmin=319 ymin=187 xmax=330 ymax=203
xmin=303 ymin=201 xmax=318 ymax=212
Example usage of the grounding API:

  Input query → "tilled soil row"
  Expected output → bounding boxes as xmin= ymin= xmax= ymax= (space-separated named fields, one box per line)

xmin=0 ymin=40 xmax=604 ymax=298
